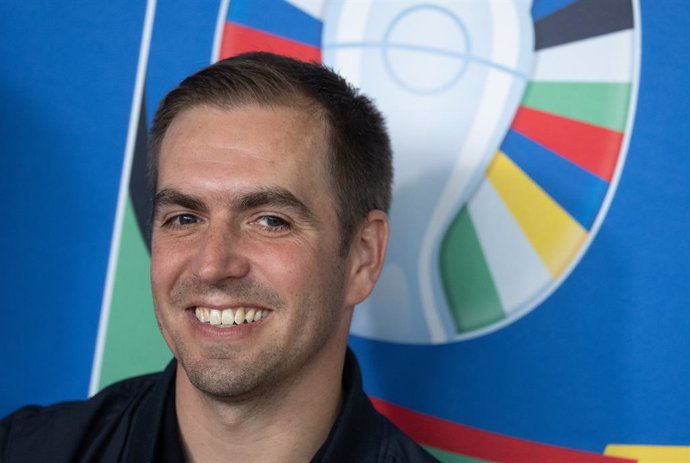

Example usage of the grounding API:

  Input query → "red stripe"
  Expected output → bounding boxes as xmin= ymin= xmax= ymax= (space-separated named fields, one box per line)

xmin=219 ymin=22 xmax=321 ymax=63
xmin=370 ymin=397 xmax=636 ymax=463
xmin=510 ymin=106 xmax=623 ymax=182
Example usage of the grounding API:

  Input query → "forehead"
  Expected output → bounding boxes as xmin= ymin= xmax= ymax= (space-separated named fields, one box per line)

xmin=158 ymin=104 xmax=332 ymax=196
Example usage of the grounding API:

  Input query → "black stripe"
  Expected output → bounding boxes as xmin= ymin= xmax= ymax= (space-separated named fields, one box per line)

xmin=535 ymin=0 xmax=634 ymax=51
xmin=129 ymin=88 xmax=152 ymax=253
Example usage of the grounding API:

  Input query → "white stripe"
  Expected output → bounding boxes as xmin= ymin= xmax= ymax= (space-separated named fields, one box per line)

xmin=211 ymin=0 xmax=231 ymax=63
xmin=489 ymin=0 xmax=521 ymax=68
xmin=532 ymin=29 xmax=635 ymax=82
xmin=420 ymin=69 xmax=516 ymax=343
xmin=418 ymin=2 xmax=532 ymax=343
xmin=89 ymin=0 xmax=157 ymax=396
xmin=332 ymin=0 xmax=371 ymax=42
xmin=468 ymin=179 xmax=551 ymax=316
xmin=323 ymin=1 xmax=374 ymax=86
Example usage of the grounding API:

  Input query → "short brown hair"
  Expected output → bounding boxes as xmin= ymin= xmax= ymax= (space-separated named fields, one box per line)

xmin=150 ymin=52 xmax=392 ymax=252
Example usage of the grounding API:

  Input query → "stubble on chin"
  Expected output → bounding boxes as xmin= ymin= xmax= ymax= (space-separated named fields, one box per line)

xmin=180 ymin=343 xmax=285 ymax=400
xmin=155 ymin=277 xmax=290 ymax=398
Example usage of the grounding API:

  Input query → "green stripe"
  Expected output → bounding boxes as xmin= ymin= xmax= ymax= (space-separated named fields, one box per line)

xmin=98 ymin=196 xmax=171 ymax=390
xmin=424 ymin=446 xmax=492 ymax=463
xmin=440 ymin=207 xmax=504 ymax=334
xmin=521 ymin=81 xmax=631 ymax=131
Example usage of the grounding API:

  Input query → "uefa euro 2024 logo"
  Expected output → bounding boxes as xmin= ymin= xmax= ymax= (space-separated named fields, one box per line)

xmin=320 ymin=0 xmax=637 ymax=344
xmin=215 ymin=0 xmax=639 ymax=345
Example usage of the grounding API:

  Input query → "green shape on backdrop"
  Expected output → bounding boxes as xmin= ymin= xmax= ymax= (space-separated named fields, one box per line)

xmin=440 ymin=207 xmax=504 ymax=334
xmin=521 ymin=82 xmax=631 ymax=131
xmin=97 ymin=196 xmax=171 ymax=390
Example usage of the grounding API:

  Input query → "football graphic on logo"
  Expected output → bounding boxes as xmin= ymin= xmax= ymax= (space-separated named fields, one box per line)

xmin=213 ymin=0 xmax=638 ymax=344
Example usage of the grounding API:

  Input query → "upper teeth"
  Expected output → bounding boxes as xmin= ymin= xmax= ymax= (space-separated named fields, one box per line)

xmin=195 ymin=307 xmax=266 ymax=327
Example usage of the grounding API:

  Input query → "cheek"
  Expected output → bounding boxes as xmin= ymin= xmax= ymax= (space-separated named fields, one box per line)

xmin=251 ymin=243 xmax=323 ymax=295
xmin=150 ymin=244 xmax=168 ymax=290
xmin=150 ymin=239 xmax=187 ymax=298
xmin=258 ymin=248 xmax=305 ymax=287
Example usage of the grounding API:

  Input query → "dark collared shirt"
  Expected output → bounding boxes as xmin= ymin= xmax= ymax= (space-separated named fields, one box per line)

xmin=1 ymin=349 xmax=438 ymax=462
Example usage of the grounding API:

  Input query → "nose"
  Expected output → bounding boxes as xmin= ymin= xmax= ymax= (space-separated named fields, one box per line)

xmin=191 ymin=223 xmax=250 ymax=283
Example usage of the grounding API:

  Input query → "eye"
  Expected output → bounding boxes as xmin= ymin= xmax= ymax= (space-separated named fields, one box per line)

xmin=255 ymin=215 xmax=290 ymax=232
xmin=163 ymin=213 xmax=200 ymax=229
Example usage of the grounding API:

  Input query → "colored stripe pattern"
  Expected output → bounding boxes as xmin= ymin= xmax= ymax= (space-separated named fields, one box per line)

xmin=441 ymin=0 xmax=636 ymax=335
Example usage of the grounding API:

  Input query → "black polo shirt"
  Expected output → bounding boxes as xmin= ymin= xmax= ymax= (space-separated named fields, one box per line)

xmin=1 ymin=349 xmax=438 ymax=462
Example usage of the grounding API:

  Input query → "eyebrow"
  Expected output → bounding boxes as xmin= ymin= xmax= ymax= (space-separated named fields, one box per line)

xmin=235 ymin=188 xmax=315 ymax=221
xmin=154 ymin=189 xmax=208 ymax=214
xmin=153 ymin=187 xmax=315 ymax=221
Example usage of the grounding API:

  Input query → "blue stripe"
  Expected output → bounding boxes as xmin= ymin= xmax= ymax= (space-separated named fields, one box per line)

xmin=531 ymin=0 xmax=577 ymax=21
xmin=227 ymin=0 xmax=322 ymax=47
xmin=499 ymin=130 xmax=608 ymax=230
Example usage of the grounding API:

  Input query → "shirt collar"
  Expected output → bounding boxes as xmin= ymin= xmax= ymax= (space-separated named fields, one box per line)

xmin=145 ymin=347 xmax=373 ymax=462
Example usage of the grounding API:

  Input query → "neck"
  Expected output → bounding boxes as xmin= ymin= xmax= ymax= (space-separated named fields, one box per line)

xmin=175 ymin=344 xmax=347 ymax=463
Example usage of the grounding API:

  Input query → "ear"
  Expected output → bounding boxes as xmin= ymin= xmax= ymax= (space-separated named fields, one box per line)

xmin=344 ymin=210 xmax=389 ymax=307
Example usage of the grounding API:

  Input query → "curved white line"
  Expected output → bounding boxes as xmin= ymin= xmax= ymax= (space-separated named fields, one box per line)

xmin=89 ymin=0 xmax=158 ymax=396
xmin=211 ymin=0 xmax=231 ymax=63
xmin=419 ymin=1 xmax=526 ymax=344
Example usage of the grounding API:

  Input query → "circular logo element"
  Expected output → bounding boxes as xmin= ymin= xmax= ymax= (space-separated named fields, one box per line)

xmin=382 ymin=5 xmax=472 ymax=94
xmin=216 ymin=0 xmax=640 ymax=344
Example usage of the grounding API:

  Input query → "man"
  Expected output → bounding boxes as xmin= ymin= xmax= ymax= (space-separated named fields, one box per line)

xmin=0 ymin=53 xmax=438 ymax=462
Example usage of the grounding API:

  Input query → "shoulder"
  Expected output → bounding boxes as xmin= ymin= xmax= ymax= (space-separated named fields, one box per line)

xmin=2 ymin=370 xmax=162 ymax=427
xmin=0 ymin=369 xmax=168 ymax=463
xmin=325 ymin=349 xmax=439 ymax=462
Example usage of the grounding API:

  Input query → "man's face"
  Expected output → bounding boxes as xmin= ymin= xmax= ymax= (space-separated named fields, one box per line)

xmin=151 ymin=104 xmax=357 ymax=398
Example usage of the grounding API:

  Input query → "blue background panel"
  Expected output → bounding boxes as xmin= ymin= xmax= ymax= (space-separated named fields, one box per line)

xmin=0 ymin=1 xmax=145 ymax=416
xmin=354 ymin=0 xmax=690 ymax=452
xmin=3 ymin=0 xmax=690 ymax=457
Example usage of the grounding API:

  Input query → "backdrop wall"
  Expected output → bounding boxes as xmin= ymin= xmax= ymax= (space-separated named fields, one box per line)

xmin=2 ymin=1 xmax=689 ymax=461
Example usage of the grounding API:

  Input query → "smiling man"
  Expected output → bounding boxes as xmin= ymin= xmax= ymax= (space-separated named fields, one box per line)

xmin=0 ymin=53 xmax=438 ymax=462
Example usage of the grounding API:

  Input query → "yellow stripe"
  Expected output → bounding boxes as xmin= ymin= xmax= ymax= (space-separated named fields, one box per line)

xmin=486 ymin=152 xmax=587 ymax=277
xmin=605 ymin=444 xmax=690 ymax=462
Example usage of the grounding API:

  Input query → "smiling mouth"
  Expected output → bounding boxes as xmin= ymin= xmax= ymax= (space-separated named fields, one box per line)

xmin=194 ymin=307 xmax=268 ymax=328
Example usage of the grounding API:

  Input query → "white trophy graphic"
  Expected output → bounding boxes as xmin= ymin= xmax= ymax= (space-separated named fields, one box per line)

xmin=322 ymin=1 xmax=534 ymax=343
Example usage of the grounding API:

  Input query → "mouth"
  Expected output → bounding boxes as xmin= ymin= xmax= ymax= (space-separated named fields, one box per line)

xmin=193 ymin=306 xmax=269 ymax=328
